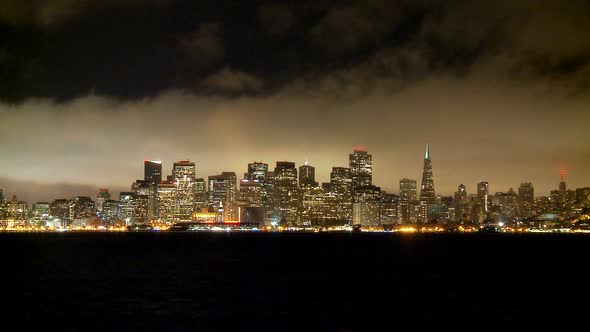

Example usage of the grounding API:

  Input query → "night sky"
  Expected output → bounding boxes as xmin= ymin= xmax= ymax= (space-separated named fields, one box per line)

xmin=1 ymin=0 xmax=589 ymax=202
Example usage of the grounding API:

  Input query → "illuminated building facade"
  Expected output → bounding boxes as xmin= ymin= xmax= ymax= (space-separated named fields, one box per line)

xmin=300 ymin=186 xmax=325 ymax=226
xmin=517 ymin=182 xmax=535 ymax=218
xmin=324 ymin=167 xmax=352 ymax=223
xmin=69 ymin=196 xmax=95 ymax=222
xmin=380 ymin=193 xmax=399 ymax=225
xmin=50 ymin=199 xmax=70 ymax=222
xmin=96 ymin=188 xmax=111 ymax=218
xmin=352 ymin=185 xmax=381 ymax=226
xmin=194 ymin=178 xmax=207 ymax=210
xmin=132 ymin=180 xmax=156 ymax=220
xmin=144 ymin=160 xmax=162 ymax=185
xmin=420 ymin=144 xmax=436 ymax=204
xmin=400 ymin=178 xmax=417 ymax=202
xmin=172 ymin=160 xmax=196 ymax=221
xmin=208 ymin=172 xmax=237 ymax=222
xmin=157 ymin=182 xmax=176 ymax=223
xmin=273 ymin=161 xmax=299 ymax=226
xmin=476 ymin=181 xmax=489 ymax=223
xmin=349 ymin=149 xmax=372 ymax=190
xmin=32 ymin=202 xmax=50 ymax=226
xmin=299 ymin=162 xmax=317 ymax=187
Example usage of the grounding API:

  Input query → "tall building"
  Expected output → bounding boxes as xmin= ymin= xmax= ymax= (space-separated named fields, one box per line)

xmin=352 ymin=185 xmax=381 ymax=226
xmin=453 ymin=184 xmax=468 ymax=222
xmin=96 ymin=189 xmax=111 ymax=218
xmin=32 ymin=202 xmax=50 ymax=226
xmin=476 ymin=181 xmax=489 ymax=223
xmin=399 ymin=178 xmax=417 ymax=201
xmin=576 ymin=187 xmax=590 ymax=207
xmin=299 ymin=162 xmax=318 ymax=187
xmin=157 ymin=182 xmax=176 ymax=223
xmin=132 ymin=180 xmax=156 ymax=220
xmin=246 ymin=162 xmax=268 ymax=182
xmin=559 ymin=170 xmax=567 ymax=204
xmin=349 ymin=149 xmax=372 ymax=190
xmin=517 ymin=182 xmax=535 ymax=218
xmin=420 ymin=144 xmax=436 ymax=204
xmin=144 ymin=160 xmax=162 ymax=185
xmin=273 ymin=161 xmax=299 ymax=226
xmin=118 ymin=192 xmax=136 ymax=225
xmin=69 ymin=196 xmax=95 ymax=222
xmin=380 ymin=193 xmax=399 ymax=225
xmin=324 ymin=167 xmax=352 ymax=223
xmin=172 ymin=160 xmax=196 ymax=221
xmin=194 ymin=178 xmax=207 ymax=210
xmin=300 ymin=186 xmax=325 ymax=226
xmin=50 ymin=199 xmax=70 ymax=222
xmin=0 ymin=189 xmax=6 ymax=221
xmin=208 ymin=172 xmax=237 ymax=222
xmin=5 ymin=196 xmax=29 ymax=227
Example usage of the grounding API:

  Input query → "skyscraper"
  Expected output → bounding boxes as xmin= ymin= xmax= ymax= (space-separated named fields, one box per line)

xmin=559 ymin=170 xmax=567 ymax=204
xmin=194 ymin=178 xmax=207 ymax=210
xmin=420 ymin=144 xmax=436 ymax=204
xmin=208 ymin=172 xmax=237 ymax=222
xmin=399 ymin=178 xmax=417 ymax=201
xmin=96 ymin=188 xmax=111 ymax=218
xmin=349 ymin=149 xmax=372 ymax=190
xmin=476 ymin=181 xmax=489 ymax=223
xmin=246 ymin=162 xmax=268 ymax=182
xmin=273 ymin=161 xmax=299 ymax=226
xmin=172 ymin=160 xmax=196 ymax=221
xmin=132 ymin=180 xmax=156 ymax=221
xmin=157 ymin=182 xmax=176 ymax=223
xmin=325 ymin=167 xmax=352 ymax=223
xmin=144 ymin=160 xmax=162 ymax=185
xmin=517 ymin=182 xmax=534 ymax=217
xmin=299 ymin=162 xmax=318 ymax=187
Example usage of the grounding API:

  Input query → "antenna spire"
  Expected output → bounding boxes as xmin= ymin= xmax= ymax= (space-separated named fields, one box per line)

xmin=425 ymin=144 xmax=430 ymax=159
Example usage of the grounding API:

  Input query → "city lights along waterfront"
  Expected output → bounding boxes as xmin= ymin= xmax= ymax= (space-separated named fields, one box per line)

xmin=1 ymin=145 xmax=589 ymax=233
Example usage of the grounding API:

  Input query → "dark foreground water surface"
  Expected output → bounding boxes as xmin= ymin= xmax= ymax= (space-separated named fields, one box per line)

xmin=1 ymin=232 xmax=588 ymax=331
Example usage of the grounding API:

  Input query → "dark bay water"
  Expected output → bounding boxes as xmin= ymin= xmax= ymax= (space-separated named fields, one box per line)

xmin=1 ymin=232 xmax=587 ymax=331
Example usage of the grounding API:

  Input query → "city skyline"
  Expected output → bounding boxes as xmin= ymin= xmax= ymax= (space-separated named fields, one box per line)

xmin=0 ymin=145 xmax=583 ymax=204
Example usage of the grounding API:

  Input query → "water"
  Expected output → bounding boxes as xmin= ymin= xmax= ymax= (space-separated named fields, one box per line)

xmin=1 ymin=232 xmax=587 ymax=331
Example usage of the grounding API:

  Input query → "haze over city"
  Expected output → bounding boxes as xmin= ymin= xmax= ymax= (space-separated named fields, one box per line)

xmin=0 ymin=0 xmax=589 ymax=203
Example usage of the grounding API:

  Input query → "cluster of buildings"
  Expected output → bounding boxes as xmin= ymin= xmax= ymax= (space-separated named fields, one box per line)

xmin=1 ymin=145 xmax=589 ymax=231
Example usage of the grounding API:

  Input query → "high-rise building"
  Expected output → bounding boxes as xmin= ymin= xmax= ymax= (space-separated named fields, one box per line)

xmin=352 ymin=185 xmax=381 ymax=226
xmin=453 ymin=184 xmax=468 ymax=222
xmin=0 ymin=189 xmax=6 ymax=221
xmin=324 ymin=167 xmax=352 ymax=223
xmin=96 ymin=188 xmax=111 ymax=218
xmin=246 ymin=162 xmax=268 ymax=182
xmin=517 ymin=182 xmax=535 ymax=218
xmin=576 ymin=187 xmax=590 ymax=207
xmin=273 ymin=161 xmax=299 ymax=226
xmin=103 ymin=200 xmax=120 ymax=224
xmin=69 ymin=196 xmax=95 ymax=222
xmin=32 ymin=202 xmax=50 ymax=226
xmin=349 ymin=149 xmax=372 ymax=190
xmin=476 ymin=181 xmax=489 ymax=223
xmin=208 ymin=172 xmax=237 ymax=222
xmin=380 ymin=193 xmax=399 ymax=225
xmin=300 ymin=186 xmax=325 ymax=226
xmin=118 ymin=192 xmax=136 ymax=225
xmin=5 ymin=196 xmax=29 ymax=227
xmin=132 ymin=180 xmax=156 ymax=220
xmin=420 ymin=144 xmax=436 ymax=204
xmin=172 ymin=160 xmax=196 ymax=221
xmin=299 ymin=162 xmax=318 ymax=187
xmin=144 ymin=160 xmax=162 ymax=185
xmin=157 ymin=183 xmax=176 ymax=223
xmin=559 ymin=170 xmax=567 ymax=204
xmin=50 ymin=199 xmax=70 ymax=222
xmin=194 ymin=178 xmax=207 ymax=210
xmin=400 ymin=178 xmax=417 ymax=201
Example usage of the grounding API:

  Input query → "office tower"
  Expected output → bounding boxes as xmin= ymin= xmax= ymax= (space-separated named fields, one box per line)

xmin=32 ymin=202 xmax=50 ymax=226
xmin=144 ymin=160 xmax=162 ymax=185
xmin=299 ymin=162 xmax=318 ymax=187
xmin=239 ymin=177 xmax=264 ymax=208
xmin=0 ymin=189 xmax=5 ymax=221
xmin=517 ymin=182 xmax=535 ymax=217
xmin=194 ymin=178 xmax=207 ymax=210
xmin=324 ymin=167 xmax=352 ymax=223
xmin=494 ymin=188 xmax=518 ymax=221
xmin=400 ymin=178 xmax=418 ymax=201
xmin=157 ymin=182 xmax=176 ymax=223
xmin=397 ymin=199 xmax=410 ymax=224
xmin=172 ymin=160 xmax=196 ymax=221
xmin=132 ymin=180 xmax=156 ymax=220
xmin=103 ymin=199 xmax=120 ymax=224
xmin=559 ymin=170 xmax=566 ymax=203
xmin=453 ymin=184 xmax=468 ymax=222
xmin=5 ymin=196 xmax=29 ymax=226
xmin=263 ymin=171 xmax=277 ymax=225
xmin=273 ymin=161 xmax=299 ymax=226
xmin=50 ymin=199 xmax=70 ymax=222
xmin=208 ymin=172 xmax=237 ymax=222
xmin=69 ymin=196 xmax=95 ymax=221
xmin=380 ymin=193 xmax=399 ymax=225
xmin=300 ymin=186 xmax=325 ymax=226
xmin=476 ymin=181 xmax=489 ymax=223
xmin=420 ymin=144 xmax=436 ymax=204
xmin=118 ymin=192 xmax=136 ymax=225
xmin=96 ymin=188 xmax=111 ymax=218
xmin=246 ymin=162 xmax=268 ymax=181
xmin=349 ymin=149 xmax=372 ymax=190
xmin=352 ymin=185 xmax=381 ymax=226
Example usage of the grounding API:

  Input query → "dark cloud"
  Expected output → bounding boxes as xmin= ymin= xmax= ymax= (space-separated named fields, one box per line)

xmin=180 ymin=22 xmax=225 ymax=67
xmin=200 ymin=67 xmax=263 ymax=94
